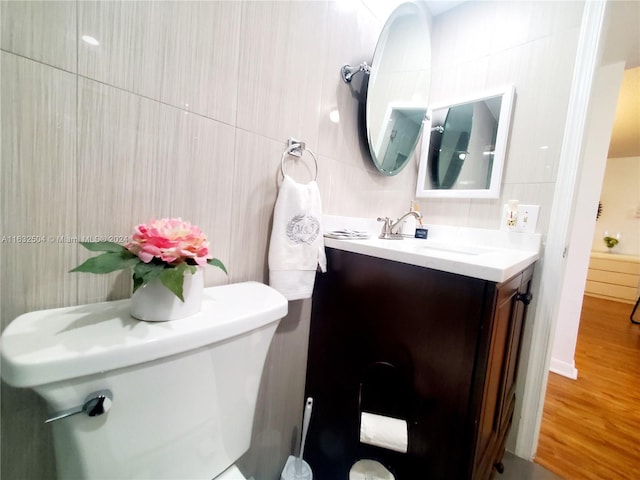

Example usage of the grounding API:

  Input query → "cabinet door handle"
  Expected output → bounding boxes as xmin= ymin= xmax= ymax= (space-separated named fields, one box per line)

xmin=516 ymin=292 xmax=532 ymax=305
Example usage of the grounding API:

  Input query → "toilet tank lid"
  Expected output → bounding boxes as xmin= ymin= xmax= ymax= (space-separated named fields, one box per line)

xmin=0 ymin=282 xmax=288 ymax=388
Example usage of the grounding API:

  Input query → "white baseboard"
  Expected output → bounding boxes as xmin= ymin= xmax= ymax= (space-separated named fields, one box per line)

xmin=549 ymin=357 xmax=578 ymax=379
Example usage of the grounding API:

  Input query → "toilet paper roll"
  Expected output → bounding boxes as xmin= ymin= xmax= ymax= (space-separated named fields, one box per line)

xmin=359 ymin=412 xmax=408 ymax=453
xmin=349 ymin=459 xmax=395 ymax=480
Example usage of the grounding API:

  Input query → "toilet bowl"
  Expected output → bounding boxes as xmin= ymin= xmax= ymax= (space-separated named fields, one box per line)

xmin=0 ymin=281 xmax=287 ymax=480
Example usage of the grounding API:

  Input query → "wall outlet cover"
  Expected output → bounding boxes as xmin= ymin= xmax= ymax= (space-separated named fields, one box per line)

xmin=501 ymin=204 xmax=540 ymax=233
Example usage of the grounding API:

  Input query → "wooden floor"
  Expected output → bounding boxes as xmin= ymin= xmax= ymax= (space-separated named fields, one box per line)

xmin=535 ymin=296 xmax=640 ymax=479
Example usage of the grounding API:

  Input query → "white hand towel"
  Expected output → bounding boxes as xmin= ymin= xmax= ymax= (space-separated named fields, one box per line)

xmin=268 ymin=175 xmax=326 ymax=300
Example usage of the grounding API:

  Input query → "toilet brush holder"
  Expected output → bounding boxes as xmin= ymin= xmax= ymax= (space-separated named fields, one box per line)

xmin=280 ymin=456 xmax=312 ymax=480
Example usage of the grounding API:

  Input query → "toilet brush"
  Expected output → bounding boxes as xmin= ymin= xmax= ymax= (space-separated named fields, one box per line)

xmin=280 ymin=397 xmax=313 ymax=480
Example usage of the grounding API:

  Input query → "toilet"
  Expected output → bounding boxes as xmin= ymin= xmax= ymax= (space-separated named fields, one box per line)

xmin=0 ymin=281 xmax=287 ymax=480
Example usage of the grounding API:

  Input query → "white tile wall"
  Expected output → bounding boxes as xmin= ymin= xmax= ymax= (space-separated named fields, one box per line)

xmin=1 ymin=49 xmax=77 ymax=479
xmin=1 ymin=0 xmax=585 ymax=478
xmin=423 ymin=0 xmax=584 ymax=232
xmin=78 ymin=1 xmax=242 ymax=123
xmin=228 ymin=131 xmax=285 ymax=283
xmin=1 ymin=0 xmax=76 ymax=72
xmin=317 ymin=0 xmax=379 ymax=162
xmin=1 ymin=52 xmax=78 ymax=326
xmin=237 ymin=1 xmax=328 ymax=148
xmin=75 ymin=77 xmax=236 ymax=304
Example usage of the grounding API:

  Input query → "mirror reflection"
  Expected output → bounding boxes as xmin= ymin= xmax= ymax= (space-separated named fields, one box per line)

xmin=416 ymin=86 xmax=515 ymax=198
xmin=430 ymin=99 xmax=497 ymax=190
xmin=366 ymin=2 xmax=431 ymax=176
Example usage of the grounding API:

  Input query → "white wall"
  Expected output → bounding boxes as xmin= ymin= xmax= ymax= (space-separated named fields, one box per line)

xmin=549 ymin=63 xmax=625 ymax=380
xmin=591 ymin=156 xmax=640 ymax=255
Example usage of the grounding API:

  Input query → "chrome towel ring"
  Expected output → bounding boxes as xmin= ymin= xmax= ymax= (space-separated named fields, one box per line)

xmin=280 ymin=138 xmax=318 ymax=182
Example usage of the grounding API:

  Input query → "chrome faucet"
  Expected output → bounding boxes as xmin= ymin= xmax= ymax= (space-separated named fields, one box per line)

xmin=377 ymin=210 xmax=422 ymax=239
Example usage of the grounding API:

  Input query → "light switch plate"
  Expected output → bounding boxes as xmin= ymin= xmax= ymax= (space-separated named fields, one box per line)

xmin=501 ymin=204 xmax=540 ymax=233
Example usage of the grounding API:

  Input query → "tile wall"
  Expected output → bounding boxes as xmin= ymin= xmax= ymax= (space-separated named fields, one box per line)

xmin=1 ymin=1 xmax=584 ymax=479
xmin=426 ymin=0 xmax=584 ymax=232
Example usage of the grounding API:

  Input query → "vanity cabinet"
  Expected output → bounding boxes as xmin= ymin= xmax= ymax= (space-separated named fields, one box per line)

xmin=471 ymin=264 xmax=533 ymax=480
xmin=304 ymin=248 xmax=533 ymax=480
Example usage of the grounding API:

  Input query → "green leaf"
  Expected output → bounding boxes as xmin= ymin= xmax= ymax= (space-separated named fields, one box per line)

xmin=207 ymin=257 xmax=228 ymax=275
xmin=159 ymin=265 xmax=187 ymax=302
xmin=70 ymin=252 xmax=139 ymax=274
xmin=80 ymin=241 xmax=132 ymax=254
xmin=132 ymin=262 xmax=164 ymax=293
xmin=132 ymin=273 xmax=144 ymax=293
xmin=133 ymin=261 xmax=164 ymax=279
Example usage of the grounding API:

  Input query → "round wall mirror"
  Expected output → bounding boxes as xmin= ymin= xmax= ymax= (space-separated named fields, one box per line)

xmin=366 ymin=2 xmax=431 ymax=176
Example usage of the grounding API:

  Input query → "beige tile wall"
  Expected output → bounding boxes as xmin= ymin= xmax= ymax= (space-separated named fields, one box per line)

xmin=0 ymin=1 xmax=395 ymax=478
xmin=424 ymin=0 xmax=584 ymax=234
xmin=1 ymin=1 xmax=584 ymax=479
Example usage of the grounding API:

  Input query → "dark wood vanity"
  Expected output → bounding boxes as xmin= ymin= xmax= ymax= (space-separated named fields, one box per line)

xmin=304 ymin=248 xmax=533 ymax=480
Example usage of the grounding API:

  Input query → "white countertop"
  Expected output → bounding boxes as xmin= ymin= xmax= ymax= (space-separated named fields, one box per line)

xmin=322 ymin=215 xmax=541 ymax=283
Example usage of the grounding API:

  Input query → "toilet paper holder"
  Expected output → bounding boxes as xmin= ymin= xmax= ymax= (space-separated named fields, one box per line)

xmin=357 ymin=361 xmax=412 ymax=454
xmin=358 ymin=361 xmax=412 ymax=419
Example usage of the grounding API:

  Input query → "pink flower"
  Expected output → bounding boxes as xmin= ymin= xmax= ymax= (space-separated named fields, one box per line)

xmin=125 ymin=218 xmax=213 ymax=266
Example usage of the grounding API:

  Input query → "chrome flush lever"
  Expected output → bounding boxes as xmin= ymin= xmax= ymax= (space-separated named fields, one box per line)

xmin=45 ymin=390 xmax=113 ymax=424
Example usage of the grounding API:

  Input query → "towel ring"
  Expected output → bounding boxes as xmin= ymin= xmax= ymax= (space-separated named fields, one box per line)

xmin=280 ymin=142 xmax=319 ymax=181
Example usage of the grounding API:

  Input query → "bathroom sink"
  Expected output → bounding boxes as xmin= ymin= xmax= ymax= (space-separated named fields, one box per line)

xmin=414 ymin=240 xmax=497 ymax=256
xmin=373 ymin=238 xmax=497 ymax=256
xmin=321 ymin=217 xmax=542 ymax=282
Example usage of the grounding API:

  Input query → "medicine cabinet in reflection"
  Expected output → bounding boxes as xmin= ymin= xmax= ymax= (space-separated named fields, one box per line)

xmin=416 ymin=86 xmax=515 ymax=198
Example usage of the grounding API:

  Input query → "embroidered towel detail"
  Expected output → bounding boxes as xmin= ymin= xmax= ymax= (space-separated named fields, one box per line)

xmin=268 ymin=175 xmax=326 ymax=300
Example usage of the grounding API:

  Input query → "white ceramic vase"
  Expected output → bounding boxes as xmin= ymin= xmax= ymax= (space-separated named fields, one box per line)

xmin=130 ymin=268 xmax=204 ymax=321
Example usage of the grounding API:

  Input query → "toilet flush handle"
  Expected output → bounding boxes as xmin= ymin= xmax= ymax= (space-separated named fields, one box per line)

xmin=45 ymin=390 xmax=113 ymax=424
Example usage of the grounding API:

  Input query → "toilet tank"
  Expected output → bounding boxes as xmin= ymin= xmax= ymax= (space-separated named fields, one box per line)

xmin=0 ymin=281 xmax=287 ymax=480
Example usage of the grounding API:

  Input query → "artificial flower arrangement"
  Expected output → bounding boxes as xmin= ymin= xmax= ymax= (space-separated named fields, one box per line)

xmin=71 ymin=218 xmax=227 ymax=301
